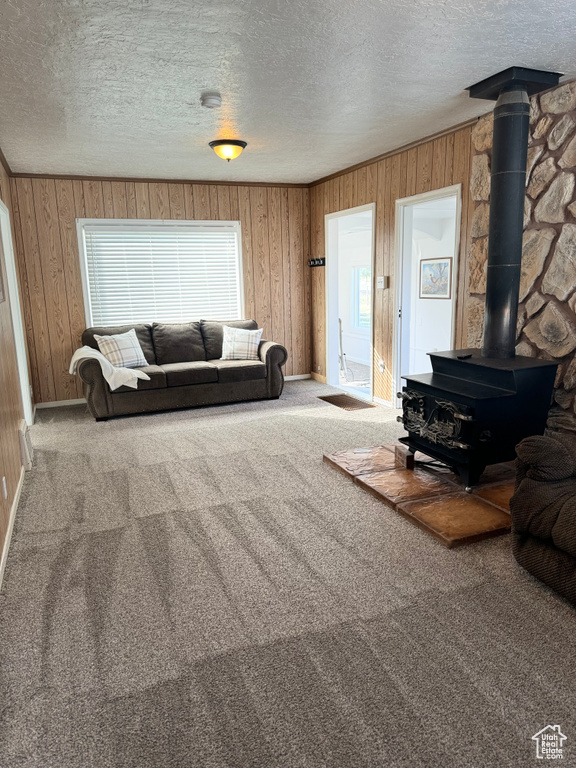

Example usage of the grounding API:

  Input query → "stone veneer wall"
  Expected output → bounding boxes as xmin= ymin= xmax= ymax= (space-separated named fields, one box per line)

xmin=468 ymin=79 xmax=576 ymax=432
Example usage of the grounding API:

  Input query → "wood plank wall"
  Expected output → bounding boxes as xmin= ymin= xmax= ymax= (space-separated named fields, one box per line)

xmin=0 ymin=163 xmax=24 ymax=565
xmin=309 ymin=125 xmax=474 ymax=402
xmin=9 ymin=178 xmax=311 ymax=402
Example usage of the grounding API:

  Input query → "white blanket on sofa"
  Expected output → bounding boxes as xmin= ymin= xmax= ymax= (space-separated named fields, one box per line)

xmin=69 ymin=346 xmax=151 ymax=391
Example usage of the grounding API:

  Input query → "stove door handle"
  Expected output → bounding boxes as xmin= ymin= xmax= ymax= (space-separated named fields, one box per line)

xmin=453 ymin=412 xmax=474 ymax=422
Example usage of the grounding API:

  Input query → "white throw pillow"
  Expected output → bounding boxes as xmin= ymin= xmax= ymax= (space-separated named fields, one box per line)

xmin=221 ymin=326 xmax=263 ymax=361
xmin=94 ymin=328 xmax=148 ymax=368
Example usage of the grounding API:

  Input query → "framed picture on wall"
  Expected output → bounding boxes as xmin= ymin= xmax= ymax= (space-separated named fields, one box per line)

xmin=419 ymin=257 xmax=452 ymax=299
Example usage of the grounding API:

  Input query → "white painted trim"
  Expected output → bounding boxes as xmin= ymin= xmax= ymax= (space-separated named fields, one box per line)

xmin=76 ymin=218 xmax=245 ymax=327
xmin=324 ymin=203 xmax=376 ymax=403
xmin=285 ymin=374 xmax=311 ymax=380
xmin=373 ymin=395 xmax=395 ymax=409
xmin=0 ymin=466 xmax=25 ymax=591
xmin=36 ymin=398 xmax=87 ymax=409
xmin=392 ymin=184 xmax=462 ymax=408
xmin=0 ymin=200 xmax=34 ymax=426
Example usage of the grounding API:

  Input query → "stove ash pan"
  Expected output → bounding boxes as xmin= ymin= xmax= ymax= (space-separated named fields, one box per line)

xmin=397 ymin=349 xmax=557 ymax=488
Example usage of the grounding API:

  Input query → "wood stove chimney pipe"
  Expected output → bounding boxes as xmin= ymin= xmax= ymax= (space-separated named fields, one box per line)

xmin=467 ymin=67 xmax=562 ymax=358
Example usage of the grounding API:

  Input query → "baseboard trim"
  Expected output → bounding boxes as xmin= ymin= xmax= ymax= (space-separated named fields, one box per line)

xmin=285 ymin=374 xmax=311 ymax=381
xmin=0 ymin=466 xmax=25 ymax=592
xmin=311 ymin=372 xmax=327 ymax=384
xmin=36 ymin=398 xmax=86 ymax=409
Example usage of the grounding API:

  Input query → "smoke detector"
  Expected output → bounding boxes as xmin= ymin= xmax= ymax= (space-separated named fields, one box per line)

xmin=200 ymin=91 xmax=222 ymax=109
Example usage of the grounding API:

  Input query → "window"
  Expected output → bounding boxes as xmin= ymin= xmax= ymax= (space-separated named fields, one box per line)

xmin=78 ymin=219 xmax=243 ymax=326
xmin=351 ymin=266 xmax=371 ymax=329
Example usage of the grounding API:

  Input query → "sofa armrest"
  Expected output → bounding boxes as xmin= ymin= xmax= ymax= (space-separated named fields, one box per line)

xmin=258 ymin=340 xmax=287 ymax=398
xmin=516 ymin=435 xmax=576 ymax=482
xmin=511 ymin=435 xmax=576 ymax=543
xmin=258 ymin=340 xmax=288 ymax=368
xmin=77 ymin=359 xmax=113 ymax=419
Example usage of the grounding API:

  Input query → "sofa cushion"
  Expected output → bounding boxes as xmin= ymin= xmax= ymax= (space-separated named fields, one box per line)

xmin=221 ymin=326 xmax=263 ymax=360
xmin=94 ymin=328 xmax=148 ymax=368
xmin=152 ymin=322 xmax=206 ymax=365
xmin=201 ymin=319 xmax=258 ymax=360
xmin=161 ymin=362 xmax=218 ymax=387
xmin=112 ymin=365 xmax=167 ymax=393
xmin=209 ymin=359 xmax=267 ymax=383
xmin=83 ymin=324 xmax=156 ymax=365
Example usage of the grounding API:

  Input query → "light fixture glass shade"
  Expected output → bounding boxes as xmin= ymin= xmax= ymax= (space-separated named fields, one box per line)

xmin=209 ymin=139 xmax=247 ymax=161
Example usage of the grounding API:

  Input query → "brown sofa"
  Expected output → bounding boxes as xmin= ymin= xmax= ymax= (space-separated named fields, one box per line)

xmin=77 ymin=319 xmax=287 ymax=420
xmin=510 ymin=432 xmax=576 ymax=605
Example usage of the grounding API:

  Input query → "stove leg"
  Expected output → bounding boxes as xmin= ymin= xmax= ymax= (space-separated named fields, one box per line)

xmin=456 ymin=463 xmax=486 ymax=491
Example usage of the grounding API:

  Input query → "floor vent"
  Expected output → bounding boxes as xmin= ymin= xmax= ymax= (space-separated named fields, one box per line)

xmin=318 ymin=394 xmax=375 ymax=411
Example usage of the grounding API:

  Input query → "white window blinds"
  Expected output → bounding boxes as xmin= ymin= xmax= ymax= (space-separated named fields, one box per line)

xmin=78 ymin=220 xmax=243 ymax=326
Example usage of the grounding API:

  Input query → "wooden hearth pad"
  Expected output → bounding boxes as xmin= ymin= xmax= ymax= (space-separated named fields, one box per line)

xmin=323 ymin=445 xmax=513 ymax=548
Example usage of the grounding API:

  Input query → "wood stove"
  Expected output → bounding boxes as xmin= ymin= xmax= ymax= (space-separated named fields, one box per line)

xmin=398 ymin=67 xmax=562 ymax=488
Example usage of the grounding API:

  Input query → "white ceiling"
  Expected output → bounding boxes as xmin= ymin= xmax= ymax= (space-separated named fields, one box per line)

xmin=1 ymin=0 xmax=576 ymax=184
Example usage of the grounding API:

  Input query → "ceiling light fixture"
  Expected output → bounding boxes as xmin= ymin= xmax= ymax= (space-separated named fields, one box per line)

xmin=209 ymin=139 xmax=247 ymax=162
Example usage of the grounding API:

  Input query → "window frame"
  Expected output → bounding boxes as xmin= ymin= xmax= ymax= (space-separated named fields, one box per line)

xmin=76 ymin=218 xmax=245 ymax=328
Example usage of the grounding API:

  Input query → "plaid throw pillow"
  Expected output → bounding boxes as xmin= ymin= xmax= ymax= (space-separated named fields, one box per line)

xmin=94 ymin=328 xmax=148 ymax=368
xmin=221 ymin=326 xmax=263 ymax=361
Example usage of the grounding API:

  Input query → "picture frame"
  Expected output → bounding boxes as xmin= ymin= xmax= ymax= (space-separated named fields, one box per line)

xmin=419 ymin=257 xmax=452 ymax=299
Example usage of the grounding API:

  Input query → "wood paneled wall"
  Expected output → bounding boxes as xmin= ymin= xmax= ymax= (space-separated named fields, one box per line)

xmin=309 ymin=125 xmax=474 ymax=402
xmin=9 ymin=178 xmax=311 ymax=402
xmin=0 ymin=162 xmax=24 ymax=566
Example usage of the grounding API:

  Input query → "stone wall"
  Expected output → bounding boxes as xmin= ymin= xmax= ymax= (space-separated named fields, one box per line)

xmin=468 ymin=79 xmax=576 ymax=432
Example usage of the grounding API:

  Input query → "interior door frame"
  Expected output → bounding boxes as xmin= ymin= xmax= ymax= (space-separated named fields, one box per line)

xmin=324 ymin=203 xmax=376 ymax=399
xmin=0 ymin=199 xmax=33 ymax=425
xmin=392 ymin=184 xmax=462 ymax=409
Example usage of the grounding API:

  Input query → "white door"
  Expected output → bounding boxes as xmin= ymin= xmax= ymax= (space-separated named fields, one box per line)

xmin=394 ymin=187 xmax=461 ymax=407
xmin=0 ymin=200 xmax=34 ymax=425
xmin=325 ymin=204 xmax=375 ymax=400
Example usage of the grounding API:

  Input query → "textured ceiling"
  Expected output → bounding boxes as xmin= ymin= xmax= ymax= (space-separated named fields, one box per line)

xmin=1 ymin=0 xmax=576 ymax=183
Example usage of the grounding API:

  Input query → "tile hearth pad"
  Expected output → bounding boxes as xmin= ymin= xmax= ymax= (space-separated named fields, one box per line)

xmin=323 ymin=444 xmax=513 ymax=548
xmin=354 ymin=467 xmax=456 ymax=508
xmin=397 ymin=494 xmax=512 ymax=548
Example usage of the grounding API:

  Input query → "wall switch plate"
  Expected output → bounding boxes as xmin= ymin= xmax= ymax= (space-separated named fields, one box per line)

xmin=376 ymin=276 xmax=389 ymax=290
xmin=2 ymin=477 xmax=7 ymax=500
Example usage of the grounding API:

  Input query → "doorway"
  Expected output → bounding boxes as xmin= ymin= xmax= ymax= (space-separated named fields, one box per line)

xmin=393 ymin=186 xmax=461 ymax=407
xmin=325 ymin=204 xmax=375 ymax=400
xmin=0 ymin=200 xmax=33 ymax=425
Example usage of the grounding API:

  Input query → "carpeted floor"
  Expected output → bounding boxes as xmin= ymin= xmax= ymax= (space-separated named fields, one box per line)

xmin=1 ymin=380 xmax=575 ymax=767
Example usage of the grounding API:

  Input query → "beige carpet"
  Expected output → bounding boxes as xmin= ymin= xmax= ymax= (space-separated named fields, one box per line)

xmin=1 ymin=380 xmax=575 ymax=767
